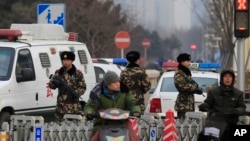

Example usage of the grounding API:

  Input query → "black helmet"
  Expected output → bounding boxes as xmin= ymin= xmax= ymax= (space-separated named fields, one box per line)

xmin=220 ymin=69 xmax=235 ymax=86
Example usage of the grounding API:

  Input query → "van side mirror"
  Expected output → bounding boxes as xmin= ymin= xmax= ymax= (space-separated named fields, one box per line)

xmin=148 ymin=88 xmax=155 ymax=94
xmin=16 ymin=68 xmax=35 ymax=82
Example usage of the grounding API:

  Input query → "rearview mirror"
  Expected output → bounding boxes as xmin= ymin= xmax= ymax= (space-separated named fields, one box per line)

xmin=148 ymin=88 xmax=155 ymax=94
xmin=16 ymin=68 xmax=35 ymax=82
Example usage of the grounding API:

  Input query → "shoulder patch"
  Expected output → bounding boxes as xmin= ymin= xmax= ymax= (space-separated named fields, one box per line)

xmin=76 ymin=69 xmax=82 ymax=73
xmin=177 ymin=69 xmax=183 ymax=73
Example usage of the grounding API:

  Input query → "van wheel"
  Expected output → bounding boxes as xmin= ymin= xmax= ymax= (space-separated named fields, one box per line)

xmin=0 ymin=112 xmax=11 ymax=129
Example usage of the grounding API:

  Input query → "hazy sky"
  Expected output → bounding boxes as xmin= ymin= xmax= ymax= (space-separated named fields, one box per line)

xmin=114 ymin=0 xmax=204 ymax=37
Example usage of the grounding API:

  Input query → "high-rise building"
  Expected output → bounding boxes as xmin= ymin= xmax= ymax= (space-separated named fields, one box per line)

xmin=173 ymin=0 xmax=191 ymax=29
xmin=111 ymin=0 xmax=195 ymax=37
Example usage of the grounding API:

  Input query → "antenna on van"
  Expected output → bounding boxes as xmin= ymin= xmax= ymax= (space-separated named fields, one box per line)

xmin=49 ymin=74 xmax=53 ymax=79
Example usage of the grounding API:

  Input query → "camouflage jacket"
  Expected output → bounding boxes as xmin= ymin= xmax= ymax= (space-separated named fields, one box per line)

xmin=174 ymin=69 xmax=199 ymax=111
xmin=50 ymin=65 xmax=86 ymax=104
xmin=120 ymin=63 xmax=151 ymax=96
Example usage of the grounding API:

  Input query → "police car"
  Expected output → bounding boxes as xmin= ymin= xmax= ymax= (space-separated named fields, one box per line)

xmin=144 ymin=62 xmax=221 ymax=118
xmin=93 ymin=58 xmax=126 ymax=83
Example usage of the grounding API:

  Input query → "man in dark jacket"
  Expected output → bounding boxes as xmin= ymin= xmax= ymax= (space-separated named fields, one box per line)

xmin=174 ymin=53 xmax=203 ymax=121
xmin=198 ymin=69 xmax=246 ymax=141
xmin=84 ymin=71 xmax=141 ymax=140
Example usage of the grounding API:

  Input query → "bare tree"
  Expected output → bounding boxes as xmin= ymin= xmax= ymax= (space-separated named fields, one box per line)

xmin=66 ymin=0 xmax=131 ymax=58
xmin=195 ymin=0 xmax=234 ymax=68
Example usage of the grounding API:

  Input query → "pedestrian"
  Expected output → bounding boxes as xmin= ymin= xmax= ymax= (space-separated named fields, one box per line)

xmin=198 ymin=69 xmax=246 ymax=141
xmin=174 ymin=53 xmax=203 ymax=121
xmin=84 ymin=71 xmax=141 ymax=140
xmin=49 ymin=51 xmax=86 ymax=122
xmin=120 ymin=51 xmax=151 ymax=114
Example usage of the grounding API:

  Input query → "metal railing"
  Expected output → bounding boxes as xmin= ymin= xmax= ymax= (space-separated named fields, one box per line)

xmin=1 ymin=112 xmax=249 ymax=141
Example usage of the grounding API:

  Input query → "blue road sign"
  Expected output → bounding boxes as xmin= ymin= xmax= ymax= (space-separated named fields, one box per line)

xmin=37 ymin=3 xmax=66 ymax=30
xmin=34 ymin=126 xmax=43 ymax=141
xmin=149 ymin=127 xmax=157 ymax=141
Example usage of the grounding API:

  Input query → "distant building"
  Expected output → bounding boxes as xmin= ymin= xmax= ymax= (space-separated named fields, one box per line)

xmin=110 ymin=0 xmax=196 ymax=38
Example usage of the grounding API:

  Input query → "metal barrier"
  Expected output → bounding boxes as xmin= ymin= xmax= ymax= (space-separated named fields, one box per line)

xmin=1 ymin=113 xmax=249 ymax=141
xmin=8 ymin=115 xmax=44 ymax=141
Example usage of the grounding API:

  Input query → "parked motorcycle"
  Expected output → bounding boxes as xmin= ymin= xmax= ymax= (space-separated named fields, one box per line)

xmin=90 ymin=108 xmax=140 ymax=141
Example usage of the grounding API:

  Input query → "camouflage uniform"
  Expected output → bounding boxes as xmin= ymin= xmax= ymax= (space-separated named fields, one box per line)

xmin=49 ymin=65 xmax=86 ymax=122
xmin=120 ymin=64 xmax=151 ymax=114
xmin=174 ymin=69 xmax=199 ymax=120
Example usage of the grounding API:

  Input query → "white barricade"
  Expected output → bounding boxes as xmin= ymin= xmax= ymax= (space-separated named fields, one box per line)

xmin=1 ymin=113 xmax=249 ymax=141
xmin=9 ymin=115 xmax=44 ymax=141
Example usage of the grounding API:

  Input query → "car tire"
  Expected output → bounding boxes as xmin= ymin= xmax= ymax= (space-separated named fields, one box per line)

xmin=0 ymin=112 xmax=11 ymax=129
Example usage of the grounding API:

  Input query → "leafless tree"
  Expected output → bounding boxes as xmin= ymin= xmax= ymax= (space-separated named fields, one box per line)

xmin=66 ymin=0 xmax=132 ymax=58
xmin=194 ymin=0 xmax=234 ymax=68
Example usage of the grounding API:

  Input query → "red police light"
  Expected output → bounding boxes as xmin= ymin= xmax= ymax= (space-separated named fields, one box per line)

xmin=0 ymin=29 xmax=22 ymax=41
xmin=234 ymin=0 xmax=249 ymax=38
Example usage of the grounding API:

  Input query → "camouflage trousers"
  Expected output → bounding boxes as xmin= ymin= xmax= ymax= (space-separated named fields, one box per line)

xmin=55 ymin=102 xmax=82 ymax=122
xmin=132 ymin=93 xmax=145 ymax=114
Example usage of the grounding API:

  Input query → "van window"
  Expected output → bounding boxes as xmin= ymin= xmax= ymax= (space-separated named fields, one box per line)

xmin=39 ymin=53 xmax=51 ymax=68
xmin=160 ymin=77 xmax=218 ymax=92
xmin=94 ymin=66 xmax=105 ymax=83
xmin=16 ymin=49 xmax=35 ymax=82
xmin=0 ymin=47 xmax=15 ymax=80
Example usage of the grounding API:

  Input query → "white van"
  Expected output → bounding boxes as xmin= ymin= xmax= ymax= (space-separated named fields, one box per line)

xmin=0 ymin=24 xmax=96 ymax=124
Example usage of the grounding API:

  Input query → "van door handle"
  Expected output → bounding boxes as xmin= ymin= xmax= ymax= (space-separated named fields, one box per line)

xmin=36 ymin=93 xmax=38 ymax=101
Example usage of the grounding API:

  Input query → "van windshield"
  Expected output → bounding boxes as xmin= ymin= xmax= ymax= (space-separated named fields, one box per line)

xmin=160 ymin=77 xmax=219 ymax=92
xmin=0 ymin=47 xmax=15 ymax=80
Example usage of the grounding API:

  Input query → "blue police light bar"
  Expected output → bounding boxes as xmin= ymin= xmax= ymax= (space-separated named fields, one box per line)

xmin=113 ymin=58 xmax=127 ymax=66
xmin=199 ymin=63 xmax=221 ymax=71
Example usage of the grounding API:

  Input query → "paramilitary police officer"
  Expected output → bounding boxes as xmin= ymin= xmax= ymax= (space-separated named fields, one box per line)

xmin=174 ymin=53 xmax=203 ymax=121
xmin=49 ymin=51 xmax=86 ymax=122
xmin=120 ymin=51 xmax=151 ymax=114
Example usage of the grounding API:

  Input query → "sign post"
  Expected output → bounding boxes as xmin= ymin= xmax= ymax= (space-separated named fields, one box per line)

xmin=142 ymin=38 xmax=151 ymax=66
xmin=233 ymin=0 xmax=249 ymax=91
xmin=37 ymin=3 xmax=66 ymax=30
xmin=114 ymin=31 xmax=131 ymax=58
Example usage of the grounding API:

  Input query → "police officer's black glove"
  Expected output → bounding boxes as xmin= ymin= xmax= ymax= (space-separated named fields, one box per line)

xmin=132 ymin=112 xmax=141 ymax=118
xmin=199 ymin=103 xmax=210 ymax=112
xmin=136 ymin=98 xmax=144 ymax=105
xmin=230 ymin=108 xmax=241 ymax=115
xmin=50 ymin=78 xmax=62 ymax=88
xmin=86 ymin=114 xmax=95 ymax=120
xmin=195 ymin=87 xmax=203 ymax=95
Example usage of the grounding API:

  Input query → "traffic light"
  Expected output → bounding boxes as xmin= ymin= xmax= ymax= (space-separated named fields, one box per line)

xmin=234 ymin=0 xmax=249 ymax=38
